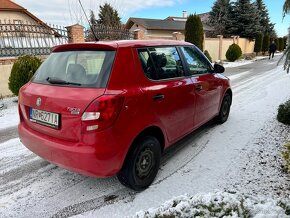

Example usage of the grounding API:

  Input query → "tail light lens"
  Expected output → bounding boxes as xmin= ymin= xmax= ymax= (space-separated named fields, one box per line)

xmin=81 ymin=95 xmax=124 ymax=133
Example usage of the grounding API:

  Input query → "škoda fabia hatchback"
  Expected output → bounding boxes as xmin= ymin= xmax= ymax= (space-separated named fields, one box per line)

xmin=18 ymin=40 xmax=232 ymax=190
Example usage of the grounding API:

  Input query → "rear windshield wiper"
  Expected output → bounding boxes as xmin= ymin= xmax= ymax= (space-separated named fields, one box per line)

xmin=46 ymin=77 xmax=81 ymax=86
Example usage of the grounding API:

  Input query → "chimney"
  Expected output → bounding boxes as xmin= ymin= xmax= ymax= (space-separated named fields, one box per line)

xmin=182 ymin=11 xmax=188 ymax=18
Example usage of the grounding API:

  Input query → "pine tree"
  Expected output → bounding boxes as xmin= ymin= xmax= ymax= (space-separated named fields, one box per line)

xmin=254 ymin=0 xmax=276 ymax=37
xmin=87 ymin=10 xmax=98 ymax=41
xmin=228 ymin=0 xmax=262 ymax=39
xmin=97 ymin=3 xmax=121 ymax=27
xmin=208 ymin=0 xmax=233 ymax=37
xmin=185 ymin=14 xmax=204 ymax=50
xmin=254 ymin=33 xmax=263 ymax=54
xmin=90 ymin=10 xmax=97 ymax=26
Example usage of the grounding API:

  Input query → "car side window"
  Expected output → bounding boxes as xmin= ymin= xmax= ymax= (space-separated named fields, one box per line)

xmin=138 ymin=47 xmax=184 ymax=80
xmin=181 ymin=47 xmax=212 ymax=75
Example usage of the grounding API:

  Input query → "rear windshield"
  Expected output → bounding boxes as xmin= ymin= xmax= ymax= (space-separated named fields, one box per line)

xmin=32 ymin=50 xmax=115 ymax=88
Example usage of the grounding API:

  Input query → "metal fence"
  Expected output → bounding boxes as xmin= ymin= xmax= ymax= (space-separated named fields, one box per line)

xmin=0 ymin=20 xmax=68 ymax=57
xmin=86 ymin=24 xmax=134 ymax=41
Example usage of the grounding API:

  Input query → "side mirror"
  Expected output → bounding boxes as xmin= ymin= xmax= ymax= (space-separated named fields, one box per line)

xmin=214 ymin=63 xmax=225 ymax=74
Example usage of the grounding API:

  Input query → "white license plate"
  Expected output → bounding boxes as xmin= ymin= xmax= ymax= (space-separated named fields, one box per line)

xmin=30 ymin=108 xmax=59 ymax=129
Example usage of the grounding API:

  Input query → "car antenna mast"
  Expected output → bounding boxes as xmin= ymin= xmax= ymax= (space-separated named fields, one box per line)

xmin=78 ymin=0 xmax=99 ymax=42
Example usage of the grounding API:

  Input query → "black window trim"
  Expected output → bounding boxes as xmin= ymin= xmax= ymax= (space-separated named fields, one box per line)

xmin=178 ymin=45 xmax=214 ymax=77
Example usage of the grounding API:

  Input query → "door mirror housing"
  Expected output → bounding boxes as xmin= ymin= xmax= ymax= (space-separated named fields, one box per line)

xmin=213 ymin=64 xmax=225 ymax=74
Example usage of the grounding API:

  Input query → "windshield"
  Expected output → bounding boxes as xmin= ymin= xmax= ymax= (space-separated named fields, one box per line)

xmin=32 ymin=50 xmax=115 ymax=88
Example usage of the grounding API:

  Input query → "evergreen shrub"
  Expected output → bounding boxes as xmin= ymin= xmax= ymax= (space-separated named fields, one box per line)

xmin=282 ymin=142 xmax=290 ymax=172
xmin=8 ymin=55 xmax=42 ymax=96
xmin=204 ymin=50 xmax=212 ymax=62
xmin=254 ymin=33 xmax=263 ymax=55
xmin=275 ymin=38 xmax=280 ymax=51
xmin=279 ymin=37 xmax=285 ymax=51
xmin=226 ymin=44 xmax=242 ymax=62
xmin=185 ymin=14 xmax=204 ymax=50
xmin=277 ymin=100 xmax=290 ymax=125
xmin=262 ymin=34 xmax=270 ymax=54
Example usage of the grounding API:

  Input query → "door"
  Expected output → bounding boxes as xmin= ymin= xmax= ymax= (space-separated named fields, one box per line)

xmin=137 ymin=46 xmax=196 ymax=143
xmin=180 ymin=46 xmax=223 ymax=127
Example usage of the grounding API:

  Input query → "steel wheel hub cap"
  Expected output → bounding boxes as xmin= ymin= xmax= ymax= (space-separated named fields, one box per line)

xmin=136 ymin=147 xmax=154 ymax=179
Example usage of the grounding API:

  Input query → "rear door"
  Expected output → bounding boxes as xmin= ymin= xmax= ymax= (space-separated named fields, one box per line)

xmin=137 ymin=46 xmax=196 ymax=143
xmin=180 ymin=46 xmax=223 ymax=127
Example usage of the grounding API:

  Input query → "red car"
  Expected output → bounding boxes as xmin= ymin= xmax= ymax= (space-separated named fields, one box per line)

xmin=18 ymin=40 xmax=232 ymax=190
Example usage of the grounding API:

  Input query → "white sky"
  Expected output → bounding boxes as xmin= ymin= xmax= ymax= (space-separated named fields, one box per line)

xmin=15 ymin=0 xmax=176 ymax=26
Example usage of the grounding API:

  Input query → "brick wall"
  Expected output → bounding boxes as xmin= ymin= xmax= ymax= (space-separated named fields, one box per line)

xmin=66 ymin=24 xmax=85 ymax=43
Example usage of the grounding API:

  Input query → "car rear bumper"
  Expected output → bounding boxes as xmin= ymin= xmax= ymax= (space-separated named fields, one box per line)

xmin=18 ymin=122 xmax=124 ymax=177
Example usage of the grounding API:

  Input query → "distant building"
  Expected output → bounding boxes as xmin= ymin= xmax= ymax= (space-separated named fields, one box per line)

xmin=125 ymin=12 xmax=213 ymax=39
xmin=0 ymin=0 xmax=48 ymax=26
xmin=0 ymin=0 xmax=61 ymax=39
xmin=0 ymin=0 xmax=65 ymax=56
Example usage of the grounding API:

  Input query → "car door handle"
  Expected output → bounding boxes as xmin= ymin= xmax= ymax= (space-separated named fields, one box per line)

xmin=195 ymin=84 xmax=203 ymax=91
xmin=152 ymin=94 xmax=165 ymax=101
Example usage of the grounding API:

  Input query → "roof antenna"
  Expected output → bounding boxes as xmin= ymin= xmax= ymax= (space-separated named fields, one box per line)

xmin=78 ymin=0 xmax=99 ymax=41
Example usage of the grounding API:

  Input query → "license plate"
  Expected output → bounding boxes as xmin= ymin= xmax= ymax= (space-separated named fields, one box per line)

xmin=30 ymin=108 xmax=59 ymax=129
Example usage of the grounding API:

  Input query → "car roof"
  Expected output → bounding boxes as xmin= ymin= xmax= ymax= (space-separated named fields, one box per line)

xmin=52 ymin=40 xmax=193 ymax=52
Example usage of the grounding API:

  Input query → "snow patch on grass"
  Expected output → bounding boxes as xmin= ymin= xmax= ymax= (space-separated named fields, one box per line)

xmin=134 ymin=191 xmax=290 ymax=218
xmin=0 ymin=96 xmax=19 ymax=130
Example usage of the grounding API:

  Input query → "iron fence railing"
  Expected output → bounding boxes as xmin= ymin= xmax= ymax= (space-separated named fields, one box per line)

xmin=86 ymin=24 xmax=134 ymax=41
xmin=0 ymin=20 xmax=68 ymax=57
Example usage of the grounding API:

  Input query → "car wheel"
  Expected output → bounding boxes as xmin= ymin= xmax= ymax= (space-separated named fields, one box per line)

xmin=117 ymin=136 xmax=161 ymax=191
xmin=217 ymin=93 xmax=231 ymax=123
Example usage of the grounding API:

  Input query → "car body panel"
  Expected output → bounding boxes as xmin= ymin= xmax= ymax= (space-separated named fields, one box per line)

xmin=18 ymin=40 xmax=231 ymax=178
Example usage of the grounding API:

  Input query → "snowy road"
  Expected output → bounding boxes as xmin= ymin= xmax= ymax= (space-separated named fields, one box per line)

xmin=1 ymin=56 xmax=290 ymax=218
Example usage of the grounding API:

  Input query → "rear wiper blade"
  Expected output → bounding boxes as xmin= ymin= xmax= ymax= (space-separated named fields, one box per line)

xmin=46 ymin=77 xmax=81 ymax=86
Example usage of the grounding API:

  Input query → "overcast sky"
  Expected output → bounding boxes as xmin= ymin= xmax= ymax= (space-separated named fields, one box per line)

xmin=15 ymin=0 xmax=290 ymax=37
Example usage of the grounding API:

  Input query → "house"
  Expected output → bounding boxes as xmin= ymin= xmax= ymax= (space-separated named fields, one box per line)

xmin=0 ymin=0 xmax=43 ymax=24
xmin=0 ymin=0 xmax=59 ymax=36
xmin=125 ymin=12 xmax=213 ymax=40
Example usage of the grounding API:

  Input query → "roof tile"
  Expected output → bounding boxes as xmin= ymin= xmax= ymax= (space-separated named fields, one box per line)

xmin=0 ymin=0 xmax=25 ymax=10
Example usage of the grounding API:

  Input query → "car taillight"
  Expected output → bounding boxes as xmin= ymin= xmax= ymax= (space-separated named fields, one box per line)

xmin=81 ymin=95 xmax=124 ymax=133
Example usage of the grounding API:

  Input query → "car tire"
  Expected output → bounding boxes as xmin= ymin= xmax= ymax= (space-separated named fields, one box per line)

xmin=117 ymin=136 xmax=161 ymax=191
xmin=217 ymin=93 xmax=231 ymax=124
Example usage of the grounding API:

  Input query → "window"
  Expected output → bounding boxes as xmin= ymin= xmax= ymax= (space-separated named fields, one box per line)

xmin=181 ymin=47 xmax=212 ymax=75
xmin=138 ymin=47 xmax=184 ymax=80
xmin=32 ymin=51 xmax=115 ymax=88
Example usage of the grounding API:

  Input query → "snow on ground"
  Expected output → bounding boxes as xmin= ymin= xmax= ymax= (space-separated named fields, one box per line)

xmin=134 ymin=118 xmax=290 ymax=218
xmin=222 ymin=54 xmax=281 ymax=68
xmin=75 ymin=65 xmax=290 ymax=218
xmin=134 ymin=191 xmax=290 ymax=218
xmin=0 ymin=96 xmax=18 ymax=131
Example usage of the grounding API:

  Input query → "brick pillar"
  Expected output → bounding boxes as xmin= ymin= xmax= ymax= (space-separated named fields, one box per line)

xmin=172 ymin=32 xmax=183 ymax=41
xmin=134 ymin=29 xmax=145 ymax=40
xmin=66 ymin=24 xmax=85 ymax=43
xmin=217 ymin=35 xmax=223 ymax=61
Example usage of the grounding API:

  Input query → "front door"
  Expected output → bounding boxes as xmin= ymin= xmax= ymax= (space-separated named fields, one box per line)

xmin=137 ymin=46 xmax=196 ymax=143
xmin=180 ymin=46 xmax=223 ymax=127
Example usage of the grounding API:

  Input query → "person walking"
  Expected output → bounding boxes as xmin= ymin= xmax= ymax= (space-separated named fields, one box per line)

xmin=269 ymin=41 xmax=277 ymax=59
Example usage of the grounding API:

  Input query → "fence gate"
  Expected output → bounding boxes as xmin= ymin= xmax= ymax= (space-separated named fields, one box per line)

xmin=0 ymin=20 xmax=68 ymax=57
